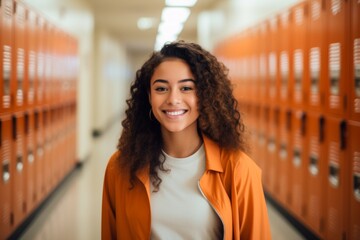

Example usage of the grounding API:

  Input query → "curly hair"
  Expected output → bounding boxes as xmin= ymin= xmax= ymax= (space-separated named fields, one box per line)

xmin=117 ymin=40 xmax=246 ymax=190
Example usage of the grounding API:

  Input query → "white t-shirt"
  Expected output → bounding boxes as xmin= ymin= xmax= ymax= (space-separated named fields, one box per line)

xmin=150 ymin=145 xmax=222 ymax=240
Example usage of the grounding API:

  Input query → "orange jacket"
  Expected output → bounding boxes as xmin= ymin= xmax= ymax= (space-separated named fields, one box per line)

xmin=102 ymin=136 xmax=272 ymax=239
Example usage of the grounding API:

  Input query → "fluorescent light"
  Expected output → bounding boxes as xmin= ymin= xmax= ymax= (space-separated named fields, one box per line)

xmin=161 ymin=7 xmax=190 ymax=23
xmin=165 ymin=0 xmax=197 ymax=7
xmin=155 ymin=33 xmax=178 ymax=50
xmin=137 ymin=17 xmax=156 ymax=30
xmin=158 ymin=22 xmax=184 ymax=35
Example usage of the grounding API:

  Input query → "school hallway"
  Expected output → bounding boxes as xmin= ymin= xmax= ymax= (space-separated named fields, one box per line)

xmin=16 ymin=121 xmax=305 ymax=240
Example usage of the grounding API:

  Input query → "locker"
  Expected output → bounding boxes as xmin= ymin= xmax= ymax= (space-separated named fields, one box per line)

xmin=265 ymin=106 xmax=278 ymax=196
xmin=307 ymin=0 xmax=326 ymax=112
xmin=44 ymin=24 xmax=54 ymax=107
xmin=1 ymin=0 xmax=13 ymax=113
xmin=13 ymin=0 xmax=26 ymax=111
xmin=325 ymin=116 xmax=350 ymax=240
xmin=348 ymin=121 xmax=360 ymax=240
xmin=25 ymin=110 xmax=36 ymax=214
xmin=42 ymin=108 xmax=52 ymax=194
xmin=0 ymin=114 xmax=13 ymax=239
xmin=258 ymin=21 xmax=268 ymax=106
xmin=25 ymin=9 xmax=37 ymax=108
xmin=278 ymin=10 xmax=292 ymax=107
xmin=35 ymin=16 xmax=45 ymax=107
xmin=291 ymin=1 xmax=309 ymax=110
xmin=289 ymin=109 xmax=308 ymax=221
xmin=324 ymin=0 xmax=350 ymax=117
xmin=258 ymin=105 xmax=268 ymax=189
xmin=276 ymin=108 xmax=292 ymax=208
xmin=34 ymin=109 xmax=44 ymax=204
xmin=11 ymin=112 xmax=27 ymax=228
xmin=305 ymin=112 xmax=326 ymax=238
xmin=267 ymin=17 xmax=279 ymax=107
xmin=349 ymin=0 xmax=360 ymax=122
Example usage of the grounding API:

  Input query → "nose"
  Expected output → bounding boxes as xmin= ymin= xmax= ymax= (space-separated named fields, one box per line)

xmin=166 ymin=89 xmax=181 ymax=105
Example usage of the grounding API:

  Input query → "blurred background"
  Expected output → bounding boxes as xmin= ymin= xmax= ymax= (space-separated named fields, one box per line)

xmin=1 ymin=0 xmax=359 ymax=239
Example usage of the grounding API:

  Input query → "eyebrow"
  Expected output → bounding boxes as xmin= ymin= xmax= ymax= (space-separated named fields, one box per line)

xmin=152 ymin=79 xmax=195 ymax=85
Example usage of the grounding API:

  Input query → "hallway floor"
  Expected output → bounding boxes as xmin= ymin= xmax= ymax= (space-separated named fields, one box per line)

xmin=19 ymin=122 xmax=305 ymax=240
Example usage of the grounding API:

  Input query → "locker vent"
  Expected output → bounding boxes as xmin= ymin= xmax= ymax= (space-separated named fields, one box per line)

xmin=294 ymin=7 xmax=304 ymax=25
xmin=331 ymin=0 xmax=341 ymax=15
xmin=311 ymin=1 xmax=321 ymax=20
xmin=354 ymin=38 xmax=360 ymax=99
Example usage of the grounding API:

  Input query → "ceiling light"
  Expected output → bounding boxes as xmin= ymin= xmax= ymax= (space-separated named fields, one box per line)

xmin=165 ymin=0 xmax=197 ymax=7
xmin=137 ymin=17 xmax=156 ymax=30
xmin=158 ymin=22 xmax=184 ymax=35
xmin=161 ymin=7 xmax=190 ymax=23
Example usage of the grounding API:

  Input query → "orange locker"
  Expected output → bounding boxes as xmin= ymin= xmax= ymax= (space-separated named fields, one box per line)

xmin=324 ymin=0 xmax=350 ymax=117
xmin=349 ymin=0 xmax=360 ymax=122
xmin=12 ymin=0 xmax=26 ymax=111
xmin=25 ymin=110 xmax=36 ymax=214
xmin=289 ymin=109 xmax=308 ymax=221
xmin=44 ymin=24 xmax=54 ymax=107
xmin=325 ymin=116 xmax=350 ymax=240
xmin=34 ymin=109 xmax=44 ymax=204
xmin=291 ymin=1 xmax=308 ymax=110
xmin=42 ymin=108 xmax=52 ymax=194
xmin=267 ymin=17 xmax=279 ymax=107
xmin=258 ymin=21 xmax=268 ymax=106
xmin=11 ymin=112 xmax=27 ymax=228
xmin=257 ymin=105 xmax=268 ymax=188
xmin=1 ymin=0 xmax=13 ymax=114
xmin=0 ymin=114 xmax=13 ymax=239
xmin=25 ymin=9 xmax=37 ymax=108
xmin=305 ymin=112 xmax=326 ymax=238
xmin=276 ymin=107 xmax=292 ymax=208
xmin=307 ymin=0 xmax=326 ymax=112
xmin=277 ymin=10 xmax=292 ymax=107
xmin=348 ymin=120 xmax=360 ymax=240
xmin=35 ymin=16 xmax=45 ymax=107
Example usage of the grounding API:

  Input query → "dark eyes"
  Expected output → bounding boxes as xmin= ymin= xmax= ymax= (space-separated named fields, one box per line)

xmin=154 ymin=86 xmax=194 ymax=92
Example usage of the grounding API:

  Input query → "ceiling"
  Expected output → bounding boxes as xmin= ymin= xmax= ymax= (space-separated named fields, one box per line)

xmin=87 ymin=0 xmax=219 ymax=53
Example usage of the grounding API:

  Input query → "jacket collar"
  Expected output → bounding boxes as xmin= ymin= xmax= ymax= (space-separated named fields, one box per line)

xmin=202 ymin=135 xmax=223 ymax=173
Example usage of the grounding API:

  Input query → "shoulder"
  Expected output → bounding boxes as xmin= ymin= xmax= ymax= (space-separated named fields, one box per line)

xmin=221 ymin=149 xmax=261 ymax=177
xmin=104 ymin=151 xmax=129 ymax=182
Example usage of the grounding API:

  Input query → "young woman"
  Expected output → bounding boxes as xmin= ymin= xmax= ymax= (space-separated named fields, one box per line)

xmin=102 ymin=41 xmax=271 ymax=239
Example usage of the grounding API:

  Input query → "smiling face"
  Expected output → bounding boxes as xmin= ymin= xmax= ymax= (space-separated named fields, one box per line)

xmin=149 ymin=58 xmax=199 ymax=136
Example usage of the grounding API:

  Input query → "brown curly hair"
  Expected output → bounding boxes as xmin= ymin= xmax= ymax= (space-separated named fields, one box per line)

xmin=117 ymin=40 xmax=246 ymax=190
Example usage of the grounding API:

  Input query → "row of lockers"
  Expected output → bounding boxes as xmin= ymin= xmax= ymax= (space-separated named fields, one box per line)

xmin=1 ymin=0 xmax=79 ymax=114
xmin=215 ymin=0 xmax=359 ymax=121
xmin=0 ymin=104 xmax=77 ymax=239
xmin=241 ymin=103 xmax=359 ymax=240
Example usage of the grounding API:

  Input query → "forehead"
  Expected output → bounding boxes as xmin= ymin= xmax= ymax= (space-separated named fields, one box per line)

xmin=151 ymin=58 xmax=194 ymax=82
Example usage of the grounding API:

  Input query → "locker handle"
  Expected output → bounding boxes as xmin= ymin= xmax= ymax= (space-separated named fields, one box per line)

xmin=12 ymin=116 xmax=17 ymax=140
xmin=354 ymin=174 xmax=360 ymax=202
xmin=340 ymin=120 xmax=347 ymax=150
xmin=279 ymin=143 xmax=287 ymax=160
xmin=25 ymin=113 xmax=29 ymax=135
xmin=28 ymin=150 xmax=34 ymax=164
xmin=0 ymin=120 xmax=2 ymax=146
xmin=2 ymin=161 xmax=10 ymax=183
xmin=329 ymin=163 xmax=339 ymax=188
xmin=309 ymin=154 xmax=319 ymax=176
xmin=293 ymin=148 xmax=301 ymax=167
xmin=267 ymin=138 xmax=276 ymax=153
xmin=301 ymin=112 xmax=307 ymax=136
xmin=37 ymin=145 xmax=44 ymax=157
xmin=35 ymin=111 xmax=39 ymax=130
xmin=319 ymin=116 xmax=325 ymax=143
xmin=16 ymin=155 xmax=23 ymax=172
xmin=286 ymin=110 xmax=292 ymax=131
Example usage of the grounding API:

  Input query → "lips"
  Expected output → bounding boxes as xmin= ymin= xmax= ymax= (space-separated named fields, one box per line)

xmin=163 ymin=110 xmax=187 ymax=116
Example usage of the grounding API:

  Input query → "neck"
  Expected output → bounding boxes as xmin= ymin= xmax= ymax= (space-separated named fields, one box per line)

xmin=161 ymin=130 xmax=203 ymax=158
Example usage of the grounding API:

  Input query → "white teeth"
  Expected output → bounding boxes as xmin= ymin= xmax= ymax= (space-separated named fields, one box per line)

xmin=166 ymin=110 xmax=185 ymax=116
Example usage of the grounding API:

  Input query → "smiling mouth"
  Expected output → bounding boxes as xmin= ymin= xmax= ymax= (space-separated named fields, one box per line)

xmin=164 ymin=110 xmax=187 ymax=116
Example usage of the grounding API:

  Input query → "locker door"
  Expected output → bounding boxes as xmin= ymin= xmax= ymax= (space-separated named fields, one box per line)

xmin=325 ymin=116 xmax=350 ymax=240
xmin=278 ymin=11 xmax=292 ymax=107
xmin=276 ymin=108 xmax=292 ymax=208
xmin=324 ymin=0 xmax=350 ymax=117
xmin=291 ymin=2 xmax=308 ymax=110
xmin=13 ymin=1 xmax=26 ymax=111
xmin=308 ymin=0 xmax=326 ymax=112
xmin=268 ymin=17 xmax=279 ymax=107
xmin=34 ymin=109 xmax=44 ymax=204
xmin=258 ymin=105 xmax=268 ymax=190
xmin=266 ymin=107 xmax=278 ymax=196
xmin=290 ymin=110 xmax=308 ymax=221
xmin=25 ymin=111 xmax=36 ymax=214
xmin=258 ymin=21 xmax=268 ymax=106
xmin=305 ymin=112 xmax=326 ymax=238
xmin=0 ymin=114 xmax=13 ymax=239
xmin=349 ymin=0 xmax=360 ymax=122
xmin=35 ymin=17 xmax=44 ymax=107
xmin=1 ymin=0 xmax=13 ymax=113
xmin=26 ymin=9 xmax=37 ymax=108
xmin=11 ymin=112 xmax=26 ymax=228
xmin=348 ymin=121 xmax=360 ymax=240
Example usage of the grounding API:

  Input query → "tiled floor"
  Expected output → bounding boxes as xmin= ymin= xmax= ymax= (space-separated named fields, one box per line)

xmin=19 ymin=122 xmax=305 ymax=240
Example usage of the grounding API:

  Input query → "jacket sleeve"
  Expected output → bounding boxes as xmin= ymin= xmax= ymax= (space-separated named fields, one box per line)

xmin=233 ymin=154 xmax=272 ymax=240
xmin=102 ymin=156 xmax=117 ymax=240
